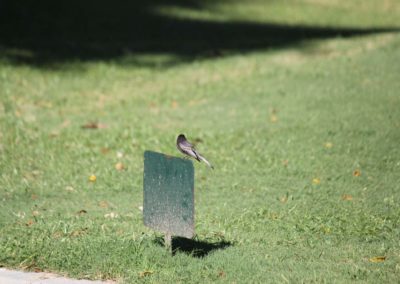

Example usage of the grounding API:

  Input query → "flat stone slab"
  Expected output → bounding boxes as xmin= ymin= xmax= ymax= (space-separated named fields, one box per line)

xmin=0 ymin=268 xmax=115 ymax=284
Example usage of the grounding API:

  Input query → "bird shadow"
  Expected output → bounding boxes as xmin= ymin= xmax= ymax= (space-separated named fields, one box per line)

xmin=154 ymin=236 xmax=232 ymax=258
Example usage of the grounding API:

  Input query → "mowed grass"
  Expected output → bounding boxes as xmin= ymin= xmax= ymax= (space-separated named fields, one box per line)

xmin=1 ymin=1 xmax=400 ymax=283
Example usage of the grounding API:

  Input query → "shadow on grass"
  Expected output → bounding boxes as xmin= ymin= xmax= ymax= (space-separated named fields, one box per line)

xmin=1 ymin=0 xmax=399 ymax=68
xmin=154 ymin=236 xmax=232 ymax=258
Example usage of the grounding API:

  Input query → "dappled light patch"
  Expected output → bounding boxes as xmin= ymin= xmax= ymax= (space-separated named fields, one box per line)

xmin=104 ymin=212 xmax=119 ymax=219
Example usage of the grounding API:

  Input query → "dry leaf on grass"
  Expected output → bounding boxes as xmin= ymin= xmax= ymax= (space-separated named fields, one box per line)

xmin=81 ymin=122 xmax=108 ymax=129
xmin=70 ymin=228 xmax=88 ymax=237
xmin=341 ymin=194 xmax=353 ymax=201
xmin=324 ymin=142 xmax=333 ymax=148
xmin=139 ymin=270 xmax=154 ymax=278
xmin=77 ymin=209 xmax=87 ymax=215
xmin=89 ymin=175 xmax=97 ymax=182
xmin=369 ymin=256 xmax=386 ymax=263
xmin=312 ymin=178 xmax=321 ymax=185
xmin=115 ymin=162 xmax=125 ymax=171
xmin=171 ymin=100 xmax=179 ymax=109
xmin=99 ymin=201 xmax=109 ymax=208
xmin=353 ymin=169 xmax=361 ymax=177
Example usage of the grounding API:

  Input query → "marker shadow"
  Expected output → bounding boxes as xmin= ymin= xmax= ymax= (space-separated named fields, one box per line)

xmin=154 ymin=236 xmax=232 ymax=258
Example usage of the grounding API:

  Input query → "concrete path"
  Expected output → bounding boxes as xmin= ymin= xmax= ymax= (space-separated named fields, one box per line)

xmin=0 ymin=268 xmax=115 ymax=284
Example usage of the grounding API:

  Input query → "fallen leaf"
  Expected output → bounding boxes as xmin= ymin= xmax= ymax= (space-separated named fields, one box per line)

xmin=188 ymin=99 xmax=206 ymax=106
xmin=100 ymin=147 xmax=110 ymax=154
xmin=32 ymin=210 xmax=40 ymax=216
xmin=218 ymin=271 xmax=225 ymax=278
xmin=89 ymin=175 xmax=97 ymax=182
xmin=26 ymin=219 xmax=35 ymax=226
xmin=52 ymin=231 xmax=63 ymax=239
xmin=49 ymin=131 xmax=60 ymax=138
xmin=171 ymin=100 xmax=178 ymax=109
xmin=369 ymin=256 xmax=386 ymax=263
xmin=282 ymin=159 xmax=289 ymax=167
xmin=36 ymin=101 xmax=53 ymax=108
xmin=341 ymin=194 xmax=353 ymax=201
xmin=324 ymin=142 xmax=333 ymax=148
xmin=70 ymin=228 xmax=88 ymax=237
xmin=139 ymin=270 xmax=154 ymax=278
xmin=31 ymin=194 xmax=38 ymax=200
xmin=270 ymin=114 xmax=278 ymax=123
xmin=149 ymin=102 xmax=159 ymax=114
xmin=81 ymin=122 xmax=108 ymax=129
xmin=60 ymin=119 xmax=70 ymax=128
xmin=77 ymin=209 xmax=87 ymax=215
xmin=280 ymin=195 xmax=288 ymax=203
xmin=312 ymin=178 xmax=321 ymax=185
xmin=115 ymin=162 xmax=125 ymax=171
xmin=322 ymin=226 xmax=331 ymax=234
xmin=353 ymin=169 xmax=361 ymax=177
xmin=99 ymin=201 xmax=109 ymax=208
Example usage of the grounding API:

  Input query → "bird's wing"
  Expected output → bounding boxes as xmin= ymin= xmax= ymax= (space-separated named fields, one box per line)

xmin=179 ymin=143 xmax=200 ymax=160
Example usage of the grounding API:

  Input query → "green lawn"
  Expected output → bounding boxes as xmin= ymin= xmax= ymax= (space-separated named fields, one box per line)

xmin=1 ymin=1 xmax=400 ymax=283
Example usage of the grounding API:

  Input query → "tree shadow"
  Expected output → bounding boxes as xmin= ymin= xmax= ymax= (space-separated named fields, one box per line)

xmin=0 ymin=0 xmax=398 ymax=68
xmin=154 ymin=236 xmax=232 ymax=258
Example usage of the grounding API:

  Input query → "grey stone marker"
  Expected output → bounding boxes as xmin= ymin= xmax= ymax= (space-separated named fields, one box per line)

xmin=143 ymin=151 xmax=194 ymax=250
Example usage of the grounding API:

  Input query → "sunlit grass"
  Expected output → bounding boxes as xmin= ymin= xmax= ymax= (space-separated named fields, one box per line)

xmin=1 ymin=1 xmax=400 ymax=283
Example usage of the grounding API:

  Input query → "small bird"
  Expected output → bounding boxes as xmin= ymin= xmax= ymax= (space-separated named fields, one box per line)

xmin=176 ymin=134 xmax=214 ymax=169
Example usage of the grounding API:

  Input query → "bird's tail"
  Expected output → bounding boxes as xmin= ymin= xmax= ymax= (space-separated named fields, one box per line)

xmin=198 ymin=154 xmax=214 ymax=169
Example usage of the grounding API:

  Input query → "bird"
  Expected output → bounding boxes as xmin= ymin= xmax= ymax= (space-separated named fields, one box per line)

xmin=176 ymin=134 xmax=214 ymax=169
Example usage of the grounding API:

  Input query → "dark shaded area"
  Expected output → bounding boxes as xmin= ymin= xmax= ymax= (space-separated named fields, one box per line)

xmin=0 ymin=0 xmax=398 ymax=67
xmin=154 ymin=236 xmax=232 ymax=257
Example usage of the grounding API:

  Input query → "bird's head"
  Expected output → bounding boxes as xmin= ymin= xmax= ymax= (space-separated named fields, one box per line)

xmin=177 ymin=134 xmax=186 ymax=143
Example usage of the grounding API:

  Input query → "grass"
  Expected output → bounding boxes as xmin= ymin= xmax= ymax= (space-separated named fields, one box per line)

xmin=1 ymin=0 xmax=400 ymax=283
